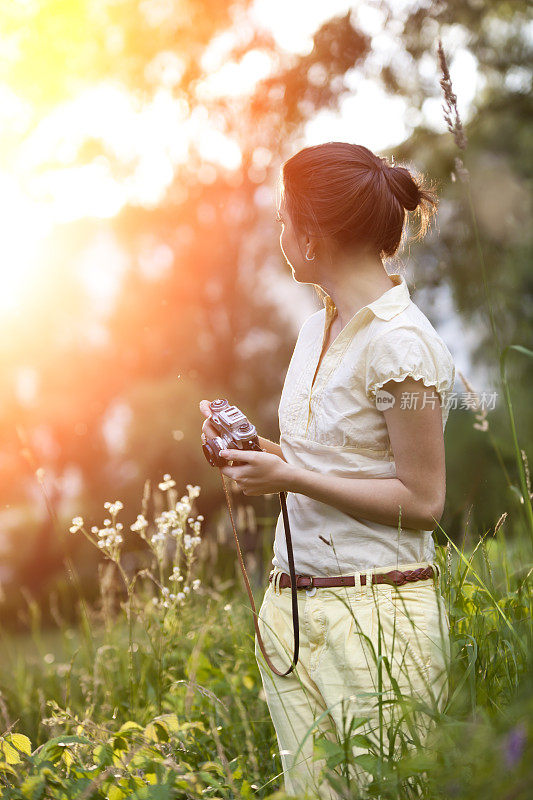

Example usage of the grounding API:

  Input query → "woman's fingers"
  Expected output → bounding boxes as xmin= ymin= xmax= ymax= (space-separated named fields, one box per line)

xmin=199 ymin=400 xmax=218 ymax=439
xmin=199 ymin=399 xmax=212 ymax=418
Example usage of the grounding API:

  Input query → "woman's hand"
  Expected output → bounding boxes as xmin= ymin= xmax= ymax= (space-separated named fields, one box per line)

xmin=218 ymin=449 xmax=293 ymax=496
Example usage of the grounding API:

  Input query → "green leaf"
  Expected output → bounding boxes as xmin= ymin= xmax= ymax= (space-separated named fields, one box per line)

xmin=117 ymin=720 xmax=144 ymax=736
xmin=108 ymin=785 xmax=126 ymax=800
xmin=313 ymin=737 xmax=344 ymax=769
xmin=353 ymin=753 xmax=380 ymax=776
xmin=34 ymin=735 xmax=91 ymax=766
xmin=5 ymin=733 xmax=32 ymax=757
xmin=93 ymin=742 xmax=114 ymax=767
xmin=347 ymin=733 xmax=375 ymax=749
xmin=144 ymin=720 xmax=168 ymax=742
xmin=0 ymin=759 xmax=20 ymax=777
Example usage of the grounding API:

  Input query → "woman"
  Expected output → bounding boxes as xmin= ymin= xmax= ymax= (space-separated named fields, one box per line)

xmin=199 ymin=141 xmax=454 ymax=798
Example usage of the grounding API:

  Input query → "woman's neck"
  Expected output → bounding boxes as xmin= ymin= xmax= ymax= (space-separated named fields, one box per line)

xmin=316 ymin=253 xmax=396 ymax=328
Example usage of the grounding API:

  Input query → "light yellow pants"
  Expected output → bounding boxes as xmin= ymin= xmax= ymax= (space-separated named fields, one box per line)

xmin=254 ymin=561 xmax=451 ymax=799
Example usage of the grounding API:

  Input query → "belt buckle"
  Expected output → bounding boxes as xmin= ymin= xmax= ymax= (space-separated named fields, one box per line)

xmin=304 ymin=575 xmax=317 ymax=597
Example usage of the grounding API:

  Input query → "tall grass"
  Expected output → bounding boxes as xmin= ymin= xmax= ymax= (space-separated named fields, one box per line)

xmin=0 ymin=483 xmax=531 ymax=798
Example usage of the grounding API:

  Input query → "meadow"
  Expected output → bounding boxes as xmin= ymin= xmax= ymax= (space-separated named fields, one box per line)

xmin=0 ymin=474 xmax=531 ymax=798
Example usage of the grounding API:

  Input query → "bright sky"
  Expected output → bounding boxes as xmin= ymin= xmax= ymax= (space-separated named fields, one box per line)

xmin=0 ymin=0 xmax=481 ymax=312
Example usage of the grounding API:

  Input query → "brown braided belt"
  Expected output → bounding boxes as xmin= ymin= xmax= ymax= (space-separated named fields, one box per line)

xmin=269 ymin=565 xmax=436 ymax=590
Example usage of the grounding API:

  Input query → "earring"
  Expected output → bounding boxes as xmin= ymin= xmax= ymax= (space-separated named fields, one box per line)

xmin=305 ymin=250 xmax=315 ymax=261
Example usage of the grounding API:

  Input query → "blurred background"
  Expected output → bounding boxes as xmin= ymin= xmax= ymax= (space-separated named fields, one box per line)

xmin=0 ymin=0 xmax=531 ymax=628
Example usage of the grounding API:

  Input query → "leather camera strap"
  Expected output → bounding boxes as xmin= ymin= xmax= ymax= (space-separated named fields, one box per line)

xmin=218 ymin=468 xmax=300 ymax=676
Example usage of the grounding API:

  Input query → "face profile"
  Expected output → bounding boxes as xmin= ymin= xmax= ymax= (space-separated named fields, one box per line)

xmin=277 ymin=195 xmax=318 ymax=284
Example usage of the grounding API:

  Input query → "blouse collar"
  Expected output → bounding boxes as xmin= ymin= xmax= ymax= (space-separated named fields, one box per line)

xmin=322 ymin=273 xmax=410 ymax=322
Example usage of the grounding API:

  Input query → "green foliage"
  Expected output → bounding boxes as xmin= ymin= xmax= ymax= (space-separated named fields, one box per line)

xmin=1 ymin=510 xmax=532 ymax=798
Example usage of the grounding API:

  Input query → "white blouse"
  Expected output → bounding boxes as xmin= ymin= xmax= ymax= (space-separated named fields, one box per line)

xmin=271 ymin=272 xmax=456 ymax=577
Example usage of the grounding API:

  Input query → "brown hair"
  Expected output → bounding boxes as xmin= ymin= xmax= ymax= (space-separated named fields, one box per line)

xmin=278 ymin=141 xmax=438 ymax=263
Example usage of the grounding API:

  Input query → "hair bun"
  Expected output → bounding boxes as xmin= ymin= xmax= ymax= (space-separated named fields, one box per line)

xmin=385 ymin=164 xmax=422 ymax=211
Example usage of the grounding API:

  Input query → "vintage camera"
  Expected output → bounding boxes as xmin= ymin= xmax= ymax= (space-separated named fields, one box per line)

xmin=202 ymin=398 xmax=263 ymax=467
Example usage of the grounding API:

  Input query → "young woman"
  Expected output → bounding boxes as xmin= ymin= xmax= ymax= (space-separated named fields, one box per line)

xmin=200 ymin=141 xmax=455 ymax=798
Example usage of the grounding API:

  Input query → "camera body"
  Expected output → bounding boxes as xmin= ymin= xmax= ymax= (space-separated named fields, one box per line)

xmin=202 ymin=398 xmax=262 ymax=467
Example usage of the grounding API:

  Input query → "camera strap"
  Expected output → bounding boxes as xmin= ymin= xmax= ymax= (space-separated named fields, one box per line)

xmin=218 ymin=468 xmax=300 ymax=677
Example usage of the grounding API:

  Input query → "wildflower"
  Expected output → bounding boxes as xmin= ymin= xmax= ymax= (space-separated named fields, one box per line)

xmin=159 ymin=474 xmax=176 ymax=491
xmin=176 ymin=592 xmax=186 ymax=603
xmin=192 ymin=578 xmax=201 ymax=590
xmin=503 ymin=722 xmax=527 ymax=769
xmin=104 ymin=501 xmax=124 ymax=515
xmin=458 ymin=370 xmax=489 ymax=432
xmin=437 ymin=39 xmax=470 ymax=186
xmin=70 ymin=517 xmax=84 ymax=534
xmin=169 ymin=567 xmax=182 ymax=582
xmin=437 ymin=39 xmax=467 ymax=151
xmin=131 ymin=514 xmax=148 ymax=532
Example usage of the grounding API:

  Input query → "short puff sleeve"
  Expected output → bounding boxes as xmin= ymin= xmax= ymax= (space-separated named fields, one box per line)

xmin=365 ymin=327 xmax=456 ymax=415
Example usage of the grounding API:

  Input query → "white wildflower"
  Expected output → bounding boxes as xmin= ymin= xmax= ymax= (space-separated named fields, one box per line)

xmin=169 ymin=567 xmax=181 ymax=582
xmin=159 ymin=474 xmax=176 ymax=491
xmin=69 ymin=516 xmax=84 ymax=533
xmin=131 ymin=515 xmax=148 ymax=532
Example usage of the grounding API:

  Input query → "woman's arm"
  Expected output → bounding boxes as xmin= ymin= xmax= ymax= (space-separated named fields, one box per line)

xmin=285 ymin=377 xmax=446 ymax=531
xmin=258 ymin=435 xmax=287 ymax=462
